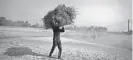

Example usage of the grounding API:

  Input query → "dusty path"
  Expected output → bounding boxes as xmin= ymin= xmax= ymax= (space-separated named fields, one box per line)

xmin=23 ymin=36 xmax=131 ymax=51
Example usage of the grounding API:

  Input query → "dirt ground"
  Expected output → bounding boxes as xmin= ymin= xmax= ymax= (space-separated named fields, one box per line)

xmin=0 ymin=26 xmax=132 ymax=60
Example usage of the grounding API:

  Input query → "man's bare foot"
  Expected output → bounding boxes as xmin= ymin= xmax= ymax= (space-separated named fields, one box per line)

xmin=58 ymin=57 xmax=61 ymax=59
xmin=48 ymin=55 xmax=51 ymax=57
xmin=57 ymin=58 xmax=63 ymax=60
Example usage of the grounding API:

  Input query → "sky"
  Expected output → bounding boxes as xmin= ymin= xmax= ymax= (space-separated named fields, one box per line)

xmin=0 ymin=0 xmax=132 ymax=31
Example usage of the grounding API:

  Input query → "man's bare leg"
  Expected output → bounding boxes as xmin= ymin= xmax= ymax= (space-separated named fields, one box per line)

xmin=49 ymin=42 xmax=56 ymax=57
xmin=57 ymin=40 xmax=62 ymax=59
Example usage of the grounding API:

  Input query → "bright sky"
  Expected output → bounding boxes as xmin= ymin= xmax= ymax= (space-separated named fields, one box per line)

xmin=0 ymin=0 xmax=132 ymax=31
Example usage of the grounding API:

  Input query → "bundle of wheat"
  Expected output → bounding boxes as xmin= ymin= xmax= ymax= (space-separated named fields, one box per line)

xmin=43 ymin=4 xmax=76 ymax=29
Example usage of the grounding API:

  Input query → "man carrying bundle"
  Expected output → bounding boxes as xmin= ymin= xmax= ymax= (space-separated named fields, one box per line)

xmin=49 ymin=20 xmax=65 ymax=59
xmin=43 ymin=4 xmax=76 ymax=59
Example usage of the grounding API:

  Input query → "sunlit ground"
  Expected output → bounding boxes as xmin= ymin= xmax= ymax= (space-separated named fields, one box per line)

xmin=0 ymin=26 xmax=132 ymax=60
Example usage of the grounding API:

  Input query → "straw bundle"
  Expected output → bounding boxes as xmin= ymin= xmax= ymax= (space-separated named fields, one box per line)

xmin=43 ymin=4 xmax=76 ymax=29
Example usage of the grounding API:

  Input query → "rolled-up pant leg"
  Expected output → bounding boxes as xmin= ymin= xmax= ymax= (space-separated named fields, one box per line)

xmin=57 ymin=40 xmax=62 ymax=59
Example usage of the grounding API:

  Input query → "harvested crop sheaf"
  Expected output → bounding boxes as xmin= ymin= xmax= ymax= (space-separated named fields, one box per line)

xmin=43 ymin=4 xmax=76 ymax=29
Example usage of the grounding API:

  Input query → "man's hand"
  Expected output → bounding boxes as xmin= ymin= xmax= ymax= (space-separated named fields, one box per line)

xmin=59 ymin=26 xmax=65 ymax=32
xmin=59 ymin=26 xmax=63 ymax=29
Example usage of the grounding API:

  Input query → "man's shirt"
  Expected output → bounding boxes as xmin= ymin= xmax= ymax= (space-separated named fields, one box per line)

xmin=52 ymin=26 xmax=65 ymax=41
xmin=53 ymin=27 xmax=65 ymax=32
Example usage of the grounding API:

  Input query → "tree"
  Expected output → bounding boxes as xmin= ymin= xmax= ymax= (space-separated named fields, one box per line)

xmin=0 ymin=17 xmax=6 ymax=25
xmin=31 ymin=23 xmax=39 ymax=28
xmin=43 ymin=4 xmax=76 ymax=59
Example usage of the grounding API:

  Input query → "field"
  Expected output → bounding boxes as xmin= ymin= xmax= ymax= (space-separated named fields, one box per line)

xmin=0 ymin=26 xmax=132 ymax=60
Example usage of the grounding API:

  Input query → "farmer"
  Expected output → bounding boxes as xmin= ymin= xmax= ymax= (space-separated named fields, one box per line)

xmin=43 ymin=4 xmax=76 ymax=59
xmin=49 ymin=20 xmax=65 ymax=59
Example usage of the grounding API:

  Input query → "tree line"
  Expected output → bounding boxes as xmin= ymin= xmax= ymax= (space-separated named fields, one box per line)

xmin=65 ymin=25 xmax=108 ymax=32
xmin=0 ymin=17 xmax=40 ymax=28
xmin=0 ymin=17 xmax=108 ymax=32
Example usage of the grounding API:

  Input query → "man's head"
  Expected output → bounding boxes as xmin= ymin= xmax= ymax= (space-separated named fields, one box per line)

xmin=52 ymin=20 xmax=61 ymax=28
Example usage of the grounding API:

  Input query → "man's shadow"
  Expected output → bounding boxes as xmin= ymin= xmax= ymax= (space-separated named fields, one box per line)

xmin=4 ymin=47 xmax=45 ymax=56
xmin=3 ymin=47 xmax=59 ymax=60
